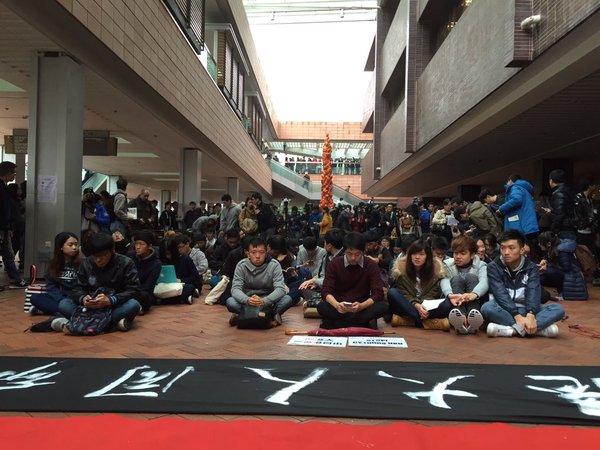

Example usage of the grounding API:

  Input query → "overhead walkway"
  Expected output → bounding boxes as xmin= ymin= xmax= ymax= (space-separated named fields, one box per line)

xmin=268 ymin=160 xmax=364 ymax=206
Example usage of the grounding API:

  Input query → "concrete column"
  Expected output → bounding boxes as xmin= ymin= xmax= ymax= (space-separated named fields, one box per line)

xmin=178 ymin=148 xmax=202 ymax=209
xmin=15 ymin=153 xmax=26 ymax=184
xmin=107 ymin=175 xmax=119 ymax=194
xmin=160 ymin=190 xmax=172 ymax=211
xmin=226 ymin=177 xmax=239 ymax=202
xmin=25 ymin=53 xmax=84 ymax=276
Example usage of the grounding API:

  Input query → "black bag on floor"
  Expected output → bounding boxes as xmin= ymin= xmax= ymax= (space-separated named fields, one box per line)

xmin=236 ymin=304 xmax=274 ymax=329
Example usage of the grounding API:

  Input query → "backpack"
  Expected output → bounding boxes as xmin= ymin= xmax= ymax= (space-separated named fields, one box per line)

xmin=236 ymin=304 xmax=275 ymax=329
xmin=68 ymin=306 xmax=113 ymax=336
xmin=574 ymin=245 xmax=597 ymax=279
xmin=574 ymin=194 xmax=594 ymax=230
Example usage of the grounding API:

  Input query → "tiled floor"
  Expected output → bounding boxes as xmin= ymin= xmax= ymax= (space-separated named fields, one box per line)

xmin=1 ymin=282 xmax=599 ymax=423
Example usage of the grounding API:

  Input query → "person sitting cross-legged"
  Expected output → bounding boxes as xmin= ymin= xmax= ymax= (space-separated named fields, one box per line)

xmin=481 ymin=230 xmax=565 ymax=338
xmin=440 ymin=235 xmax=488 ymax=335
xmin=387 ymin=239 xmax=451 ymax=330
xmin=318 ymin=232 xmax=388 ymax=329
xmin=52 ymin=232 xmax=142 ymax=333
xmin=130 ymin=230 xmax=161 ymax=313
xmin=227 ymin=236 xmax=293 ymax=327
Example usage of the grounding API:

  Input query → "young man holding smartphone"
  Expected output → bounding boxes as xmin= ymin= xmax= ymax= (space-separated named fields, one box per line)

xmin=318 ymin=232 xmax=388 ymax=329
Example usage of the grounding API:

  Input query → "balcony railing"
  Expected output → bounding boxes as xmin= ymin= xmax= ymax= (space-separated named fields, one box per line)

xmin=163 ymin=0 xmax=206 ymax=54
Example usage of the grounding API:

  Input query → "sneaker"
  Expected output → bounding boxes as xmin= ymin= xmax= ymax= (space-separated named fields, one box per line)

xmin=28 ymin=305 xmax=42 ymax=316
xmin=422 ymin=318 xmax=450 ymax=331
xmin=229 ymin=314 xmax=239 ymax=327
xmin=193 ymin=288 xmax=201 ymax=298
xmin=51 ymin=317 xmax=69 ymax=332
xmin=30 ymin=318 xmax=55 ymax=333
xmin=466 ymin=310 xmax=484 ymax=334
xmin=448 ymin=309 xmax=468 ymax=335
xmin=186 ymin=295 xmax=194 ymax=305
xmin=391 ymin=315 xmax=416 ymax=327
xmin=274 ymin=313 xmax=283 ymax=326
xmin=116 ymin=318 xmax=132 ymax=332
xmin=537 ymin=324 xmax=559 ymax=338
xmin=487 ymin=323 xmax=516 ymax=337
xmin=9 ymin=279 xmax=27 ymax=288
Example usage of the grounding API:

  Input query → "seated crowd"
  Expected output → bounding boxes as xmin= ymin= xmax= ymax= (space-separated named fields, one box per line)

xmin=24 ymin=168 xmax=598 ymax=339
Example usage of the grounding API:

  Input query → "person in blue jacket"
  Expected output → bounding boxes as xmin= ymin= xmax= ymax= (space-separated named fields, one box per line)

xmin=30 ymin=232 xmax=82 ymax=315
xmin=482 ymin=230 xmax=564 ymax=338
xmin=496 ymin=175 xmax=539 ymax=239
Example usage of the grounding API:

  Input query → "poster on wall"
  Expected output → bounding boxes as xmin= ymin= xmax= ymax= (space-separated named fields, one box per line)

xmin=38 ymin=176 xmax=57 ymax=204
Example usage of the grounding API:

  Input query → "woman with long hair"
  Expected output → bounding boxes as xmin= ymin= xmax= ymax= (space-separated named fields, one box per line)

xmin=387 ymin=239 xmax=450 ymax=329
xmin=30 ymin=232 xmax=81 ymax=315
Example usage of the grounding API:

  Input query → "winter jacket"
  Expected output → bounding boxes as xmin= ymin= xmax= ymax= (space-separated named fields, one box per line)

xmin=130 ymin=249 xmax=161 ymax=296
xmin=440 ymin=255 xmax=488 ymax=298
xmin=94 ymin=203 xmax=111 ymax=231
xmin=498 ymin=180 xmax=539 ymax=235
xmin=391 ymin=257 xmax=447 ymax=305
xmin=189 ymin=248 xmax=208 ymax=274
xmin=231 ymin=258 xmax=286 ymax=306
xmin=208 ymin=240 xmax=237 ymax=272
xmin=468 ymin=201 xmax=500 ymax=236
xmin=550 ymin=183 xmax=577 ymax=238
xmin=174 ymin=255 xmax=202 ymax=287
xmin=71 ymin=253 xmax=141 ymax=306
xmin=487 ymin=256 xmax=541 ymax=316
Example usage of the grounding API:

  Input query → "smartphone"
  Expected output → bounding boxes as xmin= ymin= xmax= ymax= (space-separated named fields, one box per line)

xmin=342 ymin=301 xmax=353 ymax=308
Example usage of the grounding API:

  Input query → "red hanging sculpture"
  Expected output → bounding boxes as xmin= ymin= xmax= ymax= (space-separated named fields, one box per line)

xmin=320 ymin=134 xmax=334 ymax=209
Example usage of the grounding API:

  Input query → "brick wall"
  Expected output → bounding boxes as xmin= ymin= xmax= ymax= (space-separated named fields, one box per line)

xmin=55 ymin=0 xmax=272 ymax=193
xmin=532 ymin=0 xmax=600 ymax=57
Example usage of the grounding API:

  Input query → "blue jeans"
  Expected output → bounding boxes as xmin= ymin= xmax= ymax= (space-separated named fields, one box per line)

xmin=30 ymin=293 xmax=68 ymax=316
xmin=59 ymin=297 xmax=141 ymax=326
xmin=388 ymin=288 xmax=453 ymax=327
xmin=481 ymin=299 xmax=565 ymax=331
xmin=226 ymin=295 xmax=294 ymax=316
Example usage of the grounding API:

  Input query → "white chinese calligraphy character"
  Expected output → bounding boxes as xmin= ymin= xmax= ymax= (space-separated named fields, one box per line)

xmin=85 ymin=365 xmax=194 ymax=398
xmin=525 ymin=375 xmax=600 ymax=417
xmin=247 ymin=367 xmax=328 ymax=406
xmin=0 ymin=362 xmax=61 ymax=391
xmin=378 ymin=371 xmax=477 ymax=409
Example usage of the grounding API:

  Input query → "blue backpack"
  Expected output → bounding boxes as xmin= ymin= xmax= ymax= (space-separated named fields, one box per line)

xmin=68 ymin=306 xmax=112 ymax=336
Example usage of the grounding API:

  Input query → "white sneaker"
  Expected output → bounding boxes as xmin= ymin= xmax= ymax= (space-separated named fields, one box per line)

xmin=51 ymin=317 xmax=68 ymax=332
xmin=487 ymin=323 xmax=516 ymax=337
xmin=466 ymin=310 xmax=484 ymax=334
xmin=186 ymin=295 xmax=194 ymax=304
xmin=116 ymin=318 xmax=132 ymax=332
xmin=537 ymin=324 xmax=559 ymax=338
xmin=448 ymin=309 xmax=468 ymax=335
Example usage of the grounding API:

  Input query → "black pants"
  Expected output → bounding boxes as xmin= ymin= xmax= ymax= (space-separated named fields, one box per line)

xmin=317 ymin=300 xmax=388 ymax=329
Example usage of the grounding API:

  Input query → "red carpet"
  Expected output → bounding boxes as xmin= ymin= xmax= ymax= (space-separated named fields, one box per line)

xmin=1 ymin=415 xmax=599 ymax=449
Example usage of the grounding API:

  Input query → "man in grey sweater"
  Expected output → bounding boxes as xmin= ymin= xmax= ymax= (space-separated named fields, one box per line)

xmin=227 ymin=236 xmax=293 ymax=326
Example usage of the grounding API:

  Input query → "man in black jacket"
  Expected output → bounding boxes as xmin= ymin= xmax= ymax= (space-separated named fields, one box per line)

xmin=0 ymin=161 xmax=26 ymax=287
xmin=549 ymin=169 xmax=577 ymax=241
xmin=130 ymin=230 xmax=161 ymax=313
xmin=250 ymin=192 xmax=275 ymax=239
xmin=208 ymin=229 xmax=240 ymax=272
xmin=55 ymin=232 xmax=141 ymax=332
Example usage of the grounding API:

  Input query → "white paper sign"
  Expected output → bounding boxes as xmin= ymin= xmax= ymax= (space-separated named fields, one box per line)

xmin=287 ymin=336 xmax=347 ymax=347
xmin=348 ymin=337 xmax=408 ymax=348
xmin=421 ymin=298 xmax=445 ymax=311
xmin=38 ymin=175 xmax=57 ymax=204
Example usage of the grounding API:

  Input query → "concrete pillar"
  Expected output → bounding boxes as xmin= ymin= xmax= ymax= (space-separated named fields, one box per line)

xmin=178 ymin=148 xmax=202 ymax=210
xmin=15 ymin=153 xmax=26 ymax=184
xmin=226 ymin=177 xmax=239 ymax=202
xmin=160 ymin=190 xmax=172 ymax=211
xmin=25 ymin=53 xmax=84 ymax=276
xmin=107 ymin=175 xmax=119 ymax=194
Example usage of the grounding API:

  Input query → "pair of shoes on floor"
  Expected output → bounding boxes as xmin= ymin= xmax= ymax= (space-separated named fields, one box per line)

xmin=271 ymin=313 xmax=283 ymax=328
xmin=448 ymin=309 xmax=484 ymax=335
xmin=391 ymin=314 xmax=450 ymax=331
xmin=486 ymin=323 xmax=559 ymax=338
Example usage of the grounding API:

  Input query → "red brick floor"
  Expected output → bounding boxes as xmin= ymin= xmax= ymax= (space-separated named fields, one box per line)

xmin=1 ymin=283 xmax=599 ymax=424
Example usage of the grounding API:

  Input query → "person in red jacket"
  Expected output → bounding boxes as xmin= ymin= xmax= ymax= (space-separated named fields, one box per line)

xmin=318 ymin=232 xmax=388 ymax=329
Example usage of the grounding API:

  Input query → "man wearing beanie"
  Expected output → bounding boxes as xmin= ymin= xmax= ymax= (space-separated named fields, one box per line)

xmin=131 ymin=230 xmax=161 ymax=312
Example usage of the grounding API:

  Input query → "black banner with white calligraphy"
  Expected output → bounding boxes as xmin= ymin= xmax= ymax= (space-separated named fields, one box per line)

xmin=0 ymin=357 xmax=598 ymax=426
